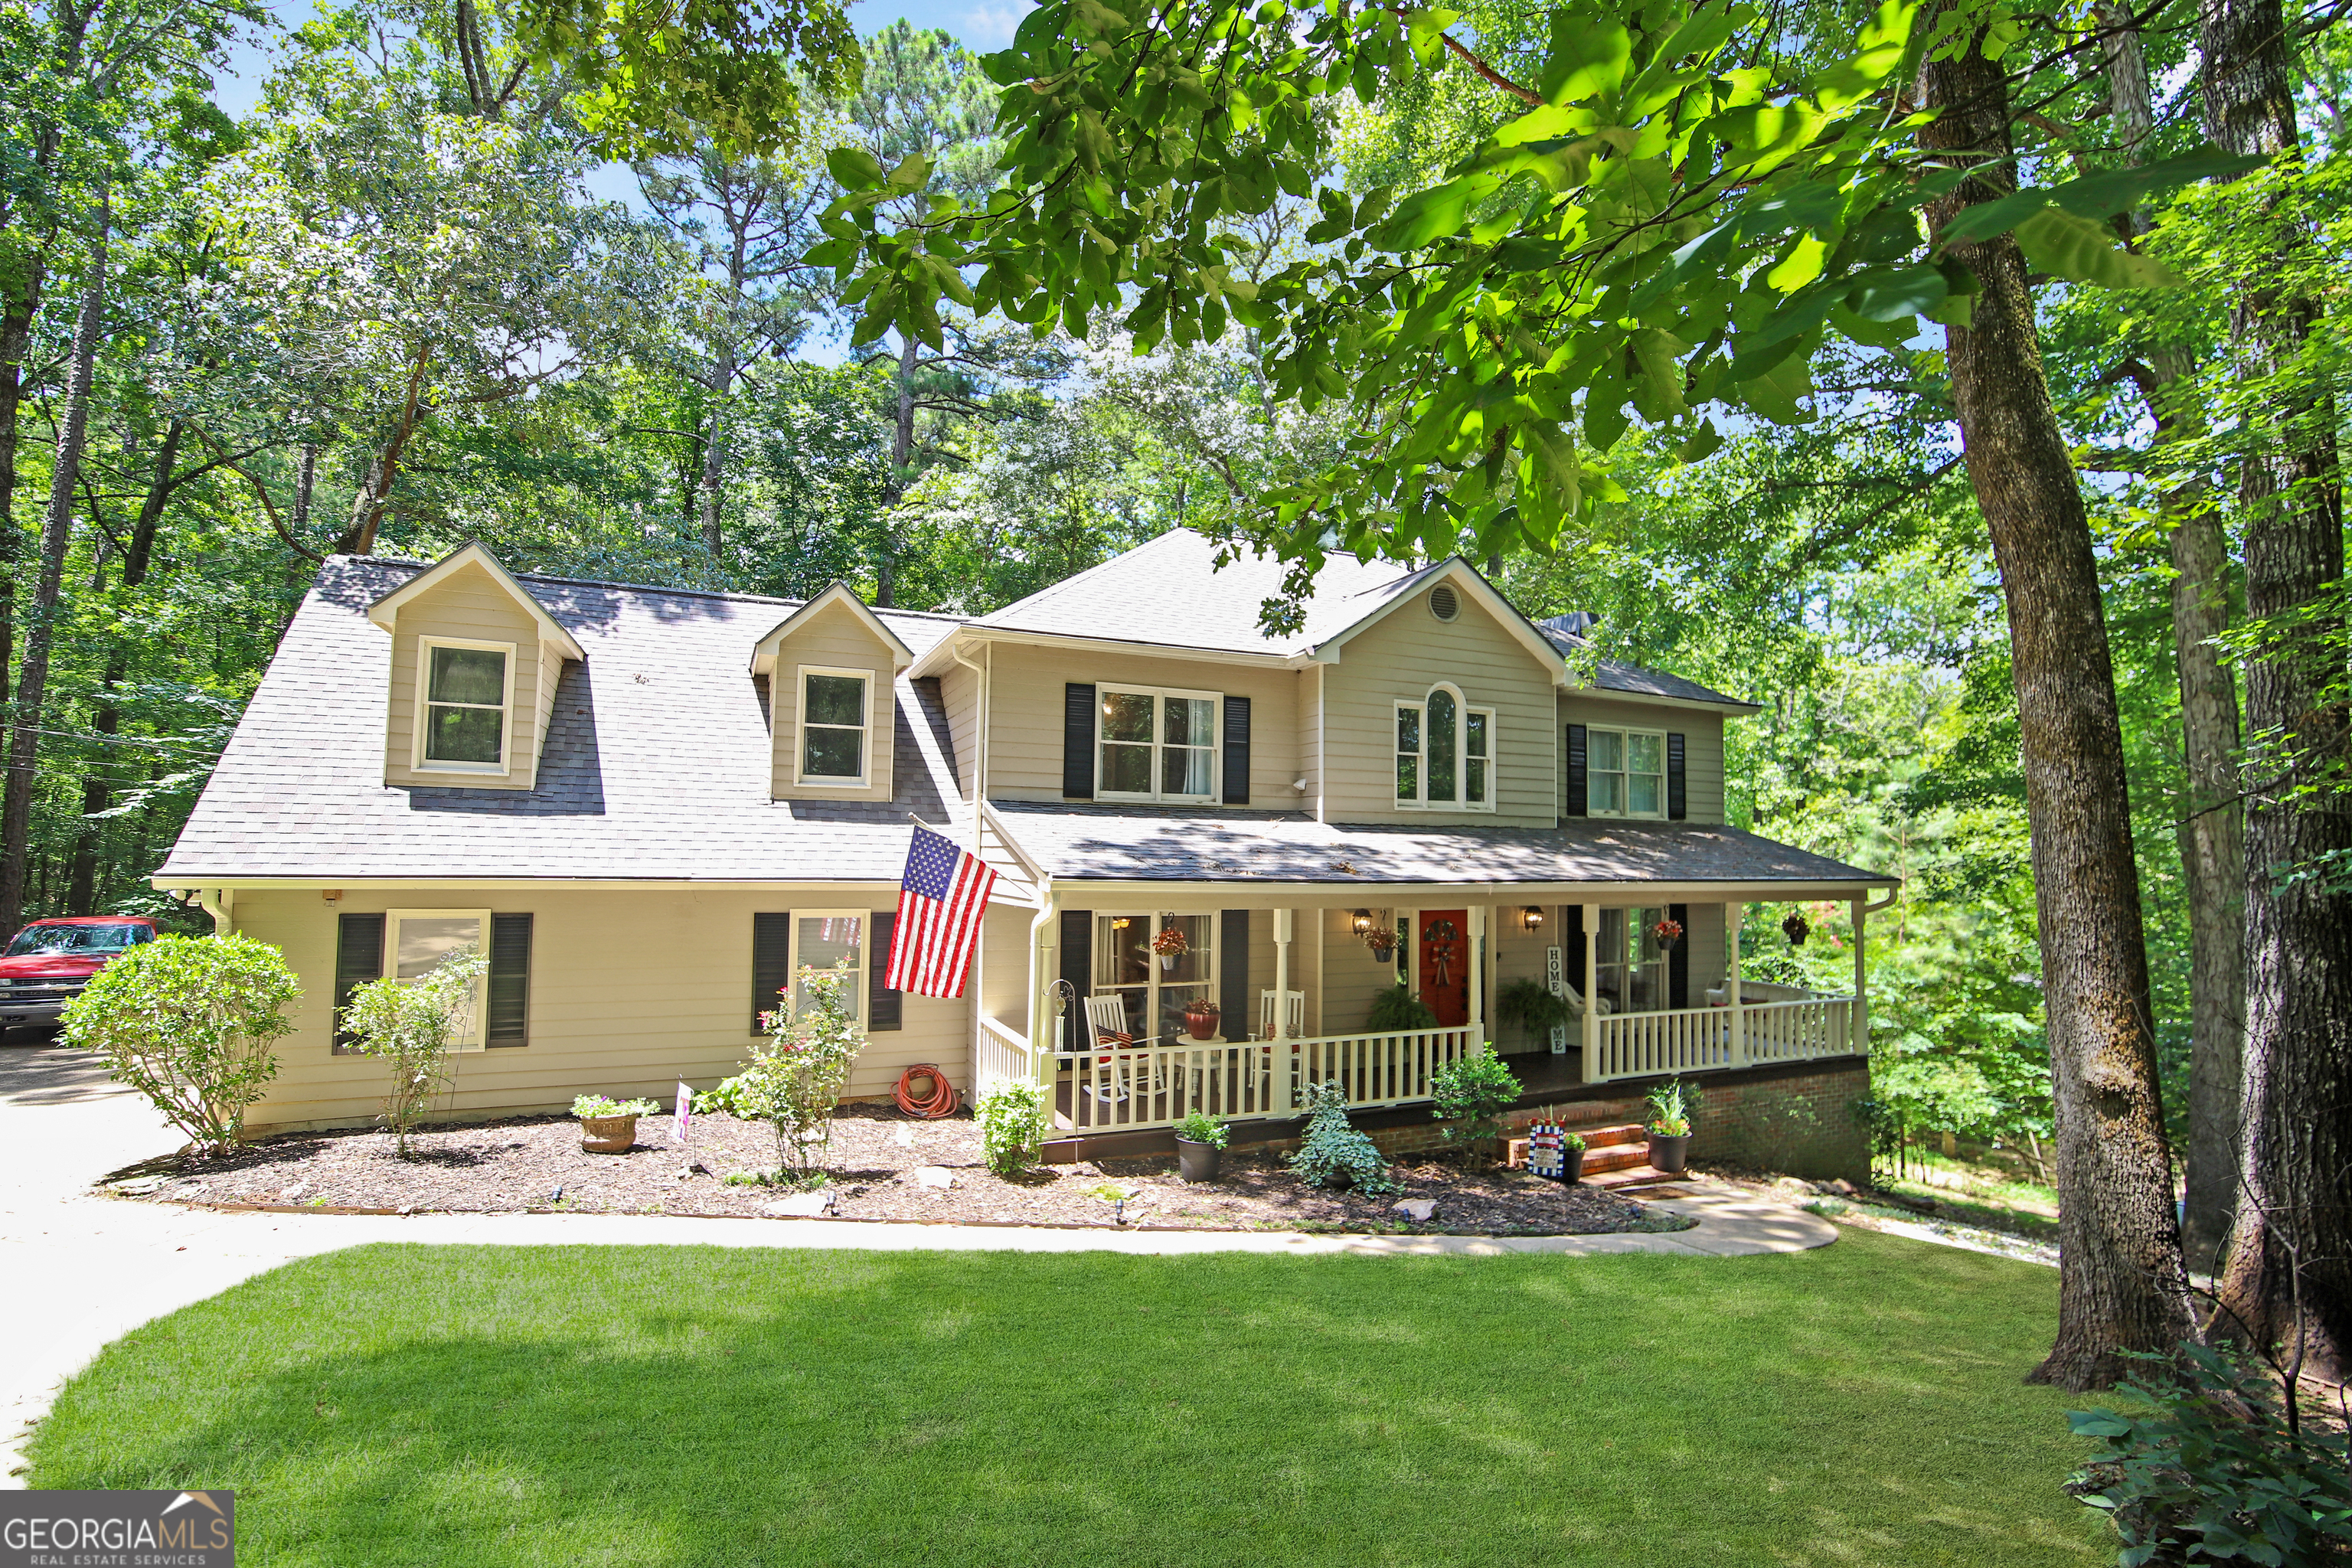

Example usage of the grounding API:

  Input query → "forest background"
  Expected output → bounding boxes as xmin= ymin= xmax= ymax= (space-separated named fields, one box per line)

xmin=4 ymin=0 xmax=2340 ymax=1189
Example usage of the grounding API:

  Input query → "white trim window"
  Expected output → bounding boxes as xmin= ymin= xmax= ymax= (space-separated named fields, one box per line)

xmin=384 ymin=907 xmax=491 ymax=1050
xmin=1593 ymin=906 xmax=1668 ymax=1014
xmin=1094 ymin=912 xmax=1216 ymax=1043
xmin=796 ymin=666 xmax=872 ymax=786
xmin=1586 ymin=727 xmax=1665 ymax=818
xmin=1395 ymin=684 xmax=1497 ymax=810
xmin=792 ymin=910 xmax=866 ymax=1021
xmin=416 ymin=638 xmax=513 ymax=773
xmin=1098 ymin=685 xmax=1219 ymax=802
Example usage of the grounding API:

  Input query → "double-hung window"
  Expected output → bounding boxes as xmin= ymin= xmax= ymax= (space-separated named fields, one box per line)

xmin=384 ymin=908 xmax=492 ymax=1049
xmin=1395 ymin=684 xmax=1496 ymax=809
xmin=1094 ymin=912 xmax=1214 ymax=1043
xmin=792 ymin=910 xmax=866 ymax=1021
xmin=1586 ymin=727 xmax=1665 ymax=817
xmin=417 ymin=639 xmax=511 ymax=773
xmin=797 ymin=668 xmax=871 ymax=785
xmin=1592 ymin=906 xmax=1668 ymax=1014
xmin=1098 ymin=685 xmax=1218 ymax=802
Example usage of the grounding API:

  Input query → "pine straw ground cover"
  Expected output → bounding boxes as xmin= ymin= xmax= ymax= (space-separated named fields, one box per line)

xmin=101 ymin=1103 xmax=1670 ymax=1236
xmin=24 ymin=1231 xmax=2107 ymax=1567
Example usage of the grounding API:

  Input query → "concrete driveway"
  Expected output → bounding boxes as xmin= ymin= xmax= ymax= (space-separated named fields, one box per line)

xmin=0 ymin=1039 xmax=1836 ymax=1488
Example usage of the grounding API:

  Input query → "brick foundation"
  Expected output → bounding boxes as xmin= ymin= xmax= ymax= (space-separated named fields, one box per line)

xmin=1237 ymin=1059 xmax=1873 ymax=1184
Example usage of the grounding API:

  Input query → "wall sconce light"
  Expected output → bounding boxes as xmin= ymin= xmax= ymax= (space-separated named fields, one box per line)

xmin=1351 ymin=909 xmax=1374 ymax=935
xmin=322 ymin=889 xmax=343 ymax=905
xmin=1520 ymin=906 xmax=1546 ymax=932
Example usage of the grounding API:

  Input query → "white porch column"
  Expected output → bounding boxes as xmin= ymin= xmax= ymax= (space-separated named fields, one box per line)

xmin=1580 ymin=906 xmax=1601 ymax=1083
xmin=1468 ymin=904 xmax=1488 ymax=1045
xmin=1725 ymin=900 xmax=1745 ymax=1067
xmin=1272 ymin=907 xmax=1293 ymax=1041
xmin=1851 ymin=897 xmax=1868 ymax=1054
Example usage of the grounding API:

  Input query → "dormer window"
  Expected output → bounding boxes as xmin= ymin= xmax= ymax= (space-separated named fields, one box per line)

xmin=419 ymin=639 xmax=511 ymax=772
xmin=1396 ymin=684 xmax=1495 ymax=810
xmin=798 ymin=668 xmax=871 ymax=785
xmin=1099 ymin=684 xmax=1218 ymax=802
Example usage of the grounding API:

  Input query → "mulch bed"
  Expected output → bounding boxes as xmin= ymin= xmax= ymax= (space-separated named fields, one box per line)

xmin=104 ymin=1103 xmax=1682 ymax=1236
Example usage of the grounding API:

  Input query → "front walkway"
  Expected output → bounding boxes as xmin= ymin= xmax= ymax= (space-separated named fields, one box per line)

xmin=0 ymin=1043 xmax=1832 ymax=1488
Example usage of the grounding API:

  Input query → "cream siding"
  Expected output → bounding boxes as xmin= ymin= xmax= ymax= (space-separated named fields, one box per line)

xmin=1317 ymin=584 xmax=1560 ymax=827
xmin=766 ymin=599 xmax=899 ymax=802
xmin=939 ymin=661 xmax=980 ymax=805
xmin=1558 ymin=695 xmax=1727 ymax=824
xmin=234 ymin=887 xmax=986 ymax=1132
xmin=980 ymin=644 xmax=1299 ymax=807
xmin=383 ymin=563 xmax=555 ymax=792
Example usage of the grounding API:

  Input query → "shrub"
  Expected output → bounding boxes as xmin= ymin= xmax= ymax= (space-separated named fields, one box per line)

xmin=2067 ymin=1342 xmax=2352 ymax=1566
xmin=573 ymin=1095 xmax=658 ymax=1119
xmin=1288 ymin=1081 xmax=1398 ymax=1195
xmin=721 ymin=965 xmax=863 ymax=1179
xmin=1365 ymin=984 xmax=1439 ymax=1033
xmin=978 ymin=1080 xmax=1049 ymax=1175
xmin=1494 ymin=977 xmax=1571 ymax=1041
xmin=1429 ymin=1047 xmax=1522 ymax=1155
xmin=62 ymin=933 xmax=299 ymax=1157
xmin=341 ymin=946 xmax=488 ymax=1157
xmin=1647 ymin=1077 xmax=1694 ymax=1137
xmin=1174 ymin=1109 xmax=1229 ymax=1148
xmin=1562 ymin=1129 xmax=1587 ymax=1152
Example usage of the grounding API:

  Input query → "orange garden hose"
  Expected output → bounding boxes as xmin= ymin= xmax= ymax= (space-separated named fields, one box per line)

xmin=894 ymin=1063 xmax=960 ymax=1119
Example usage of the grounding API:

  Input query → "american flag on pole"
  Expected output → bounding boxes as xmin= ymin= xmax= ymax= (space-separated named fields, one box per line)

xmin=884 ymin=824 xmax=997 ymax=998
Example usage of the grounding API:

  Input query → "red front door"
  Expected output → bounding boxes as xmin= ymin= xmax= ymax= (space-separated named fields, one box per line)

xmin=1418 ymin=910 xmax=1469 ymax=1026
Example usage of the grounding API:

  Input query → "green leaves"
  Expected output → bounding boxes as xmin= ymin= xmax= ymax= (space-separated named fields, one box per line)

xmin=2014 ymin=207 xmax=2178 ymax=288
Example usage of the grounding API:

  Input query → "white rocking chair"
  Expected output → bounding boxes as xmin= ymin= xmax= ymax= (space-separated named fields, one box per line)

xmin=1079 ymin=995 xmax=1163 ymax=1103
xmin=1258 ymin=988 xmax=1305 ymax=1041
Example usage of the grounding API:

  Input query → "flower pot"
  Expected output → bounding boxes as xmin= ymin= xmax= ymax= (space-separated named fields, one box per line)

xmin=1174 ymin=1135 xmax=1222 ymax=1182
xmin=1563 ymin=1147 xmax=1585 ymax=1184
xmin=1646 ymin=1132 xmax=1690 ymax=1175
xmin=580 ymin=1114 xmax=639 ymax=1154
xmin=1184 ymin=1009 xmax=1220 ymax=1040
xmin=1159 ymin=955 xmax=1177 ymax=972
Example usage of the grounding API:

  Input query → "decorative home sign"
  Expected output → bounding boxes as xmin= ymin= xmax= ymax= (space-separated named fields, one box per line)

xmin=1544 ymin=946 xmax=1569 ymax=1054
xmin=1525 ymin=1122 xmax=1570 ymax=1179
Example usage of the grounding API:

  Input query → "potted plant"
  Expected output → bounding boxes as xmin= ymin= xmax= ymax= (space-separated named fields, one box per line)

xmin=573 ymin=1094 xmax=659 ymax=1154
xmin=1782 ymin=910 xmax=1811 ymax=947
xmin=1151 ymin=925 xmax=1190 ymax=972
xmin=1173 ymin=1109 xmax=1229 ymax=1181
xmin=1495 ymin=976 xmax=1572 ymax=1050
xmin=1182 ymin=998 xmax=1221 ymax=1040
xmin=1650 ymin=915 xmax=1684 ymax=954
xmin=1560 ymin=1129 xmax=1588 ymax=1183
xmin=1645 ymin=1078 xmax=1694 ymax=1174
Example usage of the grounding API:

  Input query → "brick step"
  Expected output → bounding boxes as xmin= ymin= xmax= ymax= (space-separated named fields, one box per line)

xmin=1563 ymin=1122 xmax=1648 ymax=1150
xmin=1579 ymin=1143 xmax=1657 ymax=1174
xmin=1583 ymin=1163 xmax=1689 ymax=1191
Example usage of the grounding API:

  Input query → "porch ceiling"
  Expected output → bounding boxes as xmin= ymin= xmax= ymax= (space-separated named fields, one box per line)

xmin=989 ymin=802 xmax=1896 ymax=897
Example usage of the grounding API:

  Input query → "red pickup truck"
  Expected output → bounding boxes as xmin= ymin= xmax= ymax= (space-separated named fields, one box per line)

xmin=0 ymin=916 xmax=158 ymax=1033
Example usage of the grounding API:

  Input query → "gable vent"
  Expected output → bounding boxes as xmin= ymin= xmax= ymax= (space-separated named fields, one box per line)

xmin=1429 ymin=583 xmax=1460 ymax=622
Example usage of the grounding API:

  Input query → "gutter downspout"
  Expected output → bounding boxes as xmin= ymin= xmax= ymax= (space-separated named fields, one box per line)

xmin=195 ymin=887 xmax=234 ymax=936
xmin=951 ymin=639 xmax=989 ymax=849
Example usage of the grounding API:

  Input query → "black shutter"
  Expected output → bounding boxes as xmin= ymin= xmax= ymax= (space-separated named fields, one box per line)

xmin=1565 ymin=724 xmax=1588 ymax=817
xmin=1220 ymin=909 xmax=1250 ymax=1036
xmin=1668 ymin=902 xmax=1690 ymax=1009
xmin=332 ymin=912 xmax=384 ymax=1054
xmin=1058 ymin=909 xmax=1092 ymax=1054
xmin=1221 ymin=695 xmax=1251 ymax=805
xmin=1063 ymin=683 xmax=1096 ymax=799
xmin=487 ymin=913 xmax=532 ymax=1047
xmin=867 ymin=911 xmax=903 ymax=1031
xmin=1566 ymin=904 xmax=1586 ymax=993
xmin=1667 ymin=732 xmax=1687 ymax=821
xmin=752 ymin=912 xmax=792 ymax=1033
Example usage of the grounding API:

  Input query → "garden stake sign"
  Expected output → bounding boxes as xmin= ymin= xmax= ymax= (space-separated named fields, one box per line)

xmin=674 ymin=1080 xmax=693 ymax=1144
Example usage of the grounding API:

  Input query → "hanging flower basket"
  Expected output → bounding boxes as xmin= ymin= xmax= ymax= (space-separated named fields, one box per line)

xmin=1152 ymin=924 xmax=1190 ymax=972
xmin=1782 ymin=910 xmax=1811 ymax=948
xmin=1650 ymin=916 xmax=1684 ymax=953
xmin=1360 ymin=925 xmax=1400 ymax=959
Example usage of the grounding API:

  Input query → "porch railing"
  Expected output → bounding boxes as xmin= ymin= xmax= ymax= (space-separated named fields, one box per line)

xmin=1031 ymin=1024 xmax=1478 ymax=1135
xmin=1588 ymin=995 xmax=1857 ymax=1083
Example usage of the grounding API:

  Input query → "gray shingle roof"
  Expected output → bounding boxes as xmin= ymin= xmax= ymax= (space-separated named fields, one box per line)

xmin=157 ymin=557 xmax=969 ymax=884
xmin=1535 ymin=621 xmax=1759 ymax=710
xmin=990 ymin=802 xmax=1894 ymax=887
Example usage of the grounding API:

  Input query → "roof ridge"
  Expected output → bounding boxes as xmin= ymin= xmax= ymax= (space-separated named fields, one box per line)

xmin=335 ymin=554 xmax=974 ymax=625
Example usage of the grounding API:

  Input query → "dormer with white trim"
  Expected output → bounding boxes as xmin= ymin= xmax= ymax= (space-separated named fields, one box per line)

xmin=750 ymin=583 xmax=914 ymax=804
xmin=368 ymin=543 xmax=584 ymax=792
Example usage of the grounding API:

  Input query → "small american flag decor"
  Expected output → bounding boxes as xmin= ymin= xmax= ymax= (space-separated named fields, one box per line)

xmin=884 ymin=824 xmax=997 ymax=998
xmin=1526 ymin=1122 xmax=1569 ymax=1180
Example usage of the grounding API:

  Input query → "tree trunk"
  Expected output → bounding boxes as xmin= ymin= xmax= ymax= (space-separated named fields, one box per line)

xmin=2200 ymin=0 xmax=2352 ymax=1381
xmin=698 ymin=345 xmax=734 ymax=560
xmin=0 ymin=201 xmax=106 ymax=938
xmin=289 ymin=440 xmax=316 ymax=551
xmin=1921 ymin=24 xmax=2194 ymax=1390
xmin=877 ymin=332 xmax=919 ymax=608
xmin=64 ymin=648 xmax=122 ymax=916
xmin=2096 ymin=0 xmax=2248 ymax=1275
xmin=0 ymin=279 xmax=45 ymax=732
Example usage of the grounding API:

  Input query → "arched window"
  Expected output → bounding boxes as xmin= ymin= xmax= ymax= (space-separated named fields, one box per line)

xmin=1395 ymin=684 xmax=1495 ymax=810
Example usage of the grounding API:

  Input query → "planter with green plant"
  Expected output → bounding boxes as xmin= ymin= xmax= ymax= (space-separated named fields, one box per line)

xmin=1561 ymin=1129 xmax=1588 ymax=1183
xmin=572 ymin=1095 xmax=660 ymax=1153
xmin=1646 ymin=1079 xmax=1694 ymax=1174
xmin=1494 ymin=977 xmax=1571 ymax=1051
xmin=1172 ymin=1109 xmax=1229 ymax=1181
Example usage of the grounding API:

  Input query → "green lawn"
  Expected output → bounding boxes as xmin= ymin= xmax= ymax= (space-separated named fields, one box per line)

xmin=28 ymin=1230 xmax=2109 ymax=1567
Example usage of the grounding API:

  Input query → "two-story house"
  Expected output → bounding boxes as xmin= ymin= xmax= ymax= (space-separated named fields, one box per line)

xmin=153 ymin=531 xmax=1895 ymax=1164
